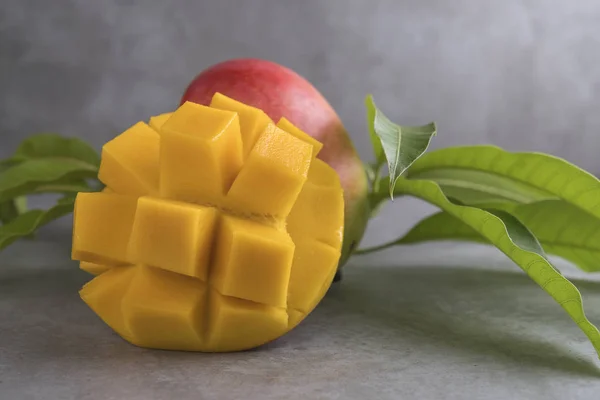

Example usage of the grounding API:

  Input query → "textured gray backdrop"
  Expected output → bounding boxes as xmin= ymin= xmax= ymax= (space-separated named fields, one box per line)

xmin=2 ymin=0 xmax=600 ymax=171
xmin=2 ymin=0 xmax=600 ymax=247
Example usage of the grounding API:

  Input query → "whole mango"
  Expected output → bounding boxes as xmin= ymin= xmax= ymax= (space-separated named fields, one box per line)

xmin=180 ymin=58 xmax=369 ymax=267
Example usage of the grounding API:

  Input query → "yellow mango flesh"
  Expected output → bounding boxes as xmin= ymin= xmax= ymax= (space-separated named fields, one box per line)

xmin=148 ymin=112 xmax=172 ymax=131
xmin=72 ymin=192 xmax=138 ymax=265
xmin=210 ymin=215 xmax=294 ymax=308
xmin=98 ymin=122 xmax=160 ymax=197
xmin=79 ymin=266 xmax=137 ymax=341
xmin=210 ymin=92 xmax=272 ymax=155
xmin=79 ymin=261 xmax=112 ymax=276
xmin=226 ymin=123 xmax=313 ymax=221
xmin=121 ymin=265 xmax=207 ymax=350
xmin=72 ymin=93 xmax=344 ymax=352
xmin=128 ymin=197 xmax=219 ymax=281
xmin=276 ymin=117 xmax=323 ymax=159
xmin=159 ymin=102 xmax=244 ymax=204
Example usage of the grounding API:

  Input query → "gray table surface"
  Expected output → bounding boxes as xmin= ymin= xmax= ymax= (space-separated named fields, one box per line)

xmin=2 ymin=204 xmax=600 ymax=400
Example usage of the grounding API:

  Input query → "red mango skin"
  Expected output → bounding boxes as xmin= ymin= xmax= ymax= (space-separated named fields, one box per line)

xmin=180 ymin=58 xmax=369 ymax=267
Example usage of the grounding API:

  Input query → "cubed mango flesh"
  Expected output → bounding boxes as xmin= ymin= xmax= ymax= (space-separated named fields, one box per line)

xmin=72 ymin=93 xmax=344 ymax=352
xmin=287 ymin=239 xmax=341 ymax=313
xmin=210 ymin=92 xmax=273 ymax=155
xmin=210 ymin=215 xmax=294 ymax=308
xmin=72 ymin=192 xmax=138 ymax=265
xmin=226 ymin=123 xmax=312 ymax=220
xmin=287 ymin=159 xmax=344 ymax=249
xmin=159 ymin=102 xmax=244 ymax=204
xmin=128 ymin=197 xmax=219 ymax=281
xmin=206 ymin=290 xmax=288 ymax=352
xmin=276 ymin=117 xmax=323 ymax=159
xmin=122 ymin=265 xmax=207 ymax=350
xmin=79 ymin=266 xmax=137 ymax=341
xmin=79 ymin=261 xmax=112 ymax=276
xmin=98 ymin=122 xmax=160 ymax=197
xmin=148 ymin=112 xmax=172 ymax=132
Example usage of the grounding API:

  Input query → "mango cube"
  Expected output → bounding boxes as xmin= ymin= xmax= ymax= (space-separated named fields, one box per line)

xmin=148 ymin=112 xmax=173 ymax=132
xmin=210 ymin=216 xmax=294 ymax=308
xmin=79 ymin=266 xmax=136 ymax=340
xmin=287 ymin=240 xmax=341 ymax=312
xmin=159 ymin=102 xmax=243 ymax=204
xmin=128 ymin=197 xmax=218 ymax=280
xmin=227 ymin=124 xmax=312 ymax=219
xmin=210 ymin=93 xmax=273 ymax=155
xmin=122 ymin=266 xmax=206 ymax=350
xmin=288 ymin=309 xmax=305 ymax=329
xmin=206 ymin=290 xmax=288 ymax=352
xmin=98 ymin=122 xmax=160 ymax=197
xmin=72 ymin=192 xmax=138 ymax=265
xmin=287 ymin=159 xmax=344 ymax=248
xmin=277 ymin=117 xmax=323 ymax=159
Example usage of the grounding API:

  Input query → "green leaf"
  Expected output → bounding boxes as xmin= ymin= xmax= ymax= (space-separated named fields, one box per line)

xmin=387 ymin=178 xmax=600 ymax=358
xmin=0 ymin=196 xmax=28 ymax=225
xmin=0 ymin=158 xmax=19 ymax=169
xmin=0 ymin=195 xmax=76 ymax=251
xmin=0 ymin=162 xmax=28 ymax=226
xmin=5 ymin=133 xmax=100 ymax=167
xmin=0 ymin=161 xmax=11 ymax=175
xmin=365 ymin=95 xmax=385 ymax=168
xmin=365 ymin=96 xmax=437 ymax=198
xmin=366 ymin=199 xmax=600 ymax=273
xmin=0 ymin=133 xmax=101 ymax=251
xmin=364 ymin=163 xmax=377 ymax=184
xmin=31 ymin=176 xmax=93 ymax=194
xmin=0 ymin=158 xmax=97 ymax=202
xmin=404 ymin=146 xmax=600 ymax=212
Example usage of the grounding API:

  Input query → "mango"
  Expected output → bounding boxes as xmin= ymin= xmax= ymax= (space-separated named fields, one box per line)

xmin=181 ymin=58 xmax=370 ymax=271
xmin=73 ymin=96 xmax=344 ymax=352
xmin=159 ymin=102 xmax=244 ymax=204
xmin=98 ymin=122 xmax=160 ymax=197
xmin=148 ymin=112 xmax=172 ymax=131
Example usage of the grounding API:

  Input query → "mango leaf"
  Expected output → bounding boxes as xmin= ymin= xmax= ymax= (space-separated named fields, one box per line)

xmin=4 ymin=133 xmax=100 ymax=167
xmin=365 ymin=96 xmax=437 ymax=198
xmin=385 ymin=178 xmax=600 ymax=358
xmin=0 ymin=158 xmax=97 ymax=202
xmin=31 ymin=176 xmax=93 ymax=194
xmin=0 ymin=163 xmax=27 ymax=225
xmin=370 ymin=145 xmax=600 ymax=273
xmin=0 ymin=158 xmax=19 ymax=169
xmin=0 ymin=195 xmax=76 ymax=251
xmin=0 ymin=196 xmax=28 ymax=225
xmin=365 ymin=95 xmax=385 ymax=169
xmin=362 ymin=199 xmax=600 ymax=273
xmin=0 ymin=163 xmax=28 ymax=226
xmin=404 ymin=146 xmax=600 ymax=214
xmin=364 ymin=163 xmax=377 ymax=184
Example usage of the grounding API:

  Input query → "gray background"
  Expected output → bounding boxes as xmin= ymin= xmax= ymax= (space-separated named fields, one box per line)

xmin=2 ymin=0 xmax=600 ymax=172
xmin=3 ymin=1 xmax=600 ymax=399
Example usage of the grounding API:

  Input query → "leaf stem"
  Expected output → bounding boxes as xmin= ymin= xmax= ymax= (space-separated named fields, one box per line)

xmin=372 ymin=165 xmax=381 ymax=193
xmin=354 ymin=240 xmax=397 ymax=255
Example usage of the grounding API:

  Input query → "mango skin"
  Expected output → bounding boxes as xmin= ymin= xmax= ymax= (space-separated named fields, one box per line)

xmin=180 ymin=58 xmax=369 ymax=267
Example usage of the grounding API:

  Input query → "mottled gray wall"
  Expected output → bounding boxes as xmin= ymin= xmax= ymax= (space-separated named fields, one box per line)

xmin=2 ymin=0 xmax=600 ymax=173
